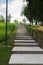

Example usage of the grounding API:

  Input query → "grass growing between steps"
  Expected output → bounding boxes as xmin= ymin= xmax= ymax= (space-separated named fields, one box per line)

xmin=0 ymin=22 xmax=17 ymax=65
xmin=25 ymin=25 xmax=43 ymax=48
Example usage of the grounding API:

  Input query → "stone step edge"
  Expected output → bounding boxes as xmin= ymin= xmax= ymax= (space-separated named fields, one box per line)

xmin=8 ymin=64 xmax=43 ymax=65
xmin=12 ymin=51 xmax=43 ymax=54
xmin=14 ymin=45 xmax=38 ymax=46
xmin=8 ymin=54 xmax=43 ymax=65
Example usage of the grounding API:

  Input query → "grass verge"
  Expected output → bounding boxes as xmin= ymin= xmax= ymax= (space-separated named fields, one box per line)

xmin=25 ymin=25 xmax=43 ymax=48
xmin=0 ymin=22 xmax=17 ymax=65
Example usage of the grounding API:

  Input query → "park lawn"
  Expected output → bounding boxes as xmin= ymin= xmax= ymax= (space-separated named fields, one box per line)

xmin=0 ymin=22 xmax=16 ymax=42
xmin=0 ymin=22 xmax=17 ymax=65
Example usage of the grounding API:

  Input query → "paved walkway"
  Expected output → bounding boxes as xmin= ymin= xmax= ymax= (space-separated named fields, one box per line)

xmin=9 ymin=24 xmax=43 ymax=65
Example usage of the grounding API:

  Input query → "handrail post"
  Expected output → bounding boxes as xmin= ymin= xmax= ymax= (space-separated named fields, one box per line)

xmin=32 ymin=29 xmax=33 ymax=37
xmin=36 ymin=30 xmax=37 ymax=42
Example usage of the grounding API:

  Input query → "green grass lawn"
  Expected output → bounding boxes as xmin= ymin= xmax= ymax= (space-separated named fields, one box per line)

xmin=0 ymin=22 xmax=16 ymax=42
xmin=0 ymin=22 xmax=17 ymax=65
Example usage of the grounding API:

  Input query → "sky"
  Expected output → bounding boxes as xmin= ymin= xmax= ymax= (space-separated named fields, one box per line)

xmin=0 ymin=0 xmax=28 ymax=22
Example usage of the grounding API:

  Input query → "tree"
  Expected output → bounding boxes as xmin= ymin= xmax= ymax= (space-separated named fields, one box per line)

xmin=7 ymin=14 xmax=12 ymax=22
xmin=23 ymin=18 xmax=26 ymax=24
xmin=23 ymin=0 xmax=43 ymax=25
xmin=0 ymin=15 xmax=5 ymax=22
xmin=22 ymin=3 xmax=33 ymax=25
xmin=14 ymin=19 xmax=18 ymax=24
xmin=38 ymin=0 xmax=43 ymax=25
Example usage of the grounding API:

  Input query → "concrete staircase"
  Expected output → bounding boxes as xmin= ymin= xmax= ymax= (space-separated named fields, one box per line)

xmin=8 ymin=24 xmax=43 ymax=65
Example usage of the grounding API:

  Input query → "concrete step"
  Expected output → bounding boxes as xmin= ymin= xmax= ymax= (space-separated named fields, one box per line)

xmin=14 ymin=40 xmax=36 ymax=43
xmin=16 ymin=31 xmax=29 ymax=34
xmin=16 ymin=33 xmax=29 ymax=36
xmin=16 ymin=29 xmax=27 ymax=33
xmin=15 ymin=36 xmax=32 ymax=38
xmin=15 ymin=37 xmax=33 ymax=40
xmin=9 ymin=54 xmax=43 ymax=65
xmin=12 ymin=47 xmax=43 ymax=54
xmin=15 ymin=36 xmax=33 ymax=39
xmin=14 ymin=43 xmax=38 ymax=46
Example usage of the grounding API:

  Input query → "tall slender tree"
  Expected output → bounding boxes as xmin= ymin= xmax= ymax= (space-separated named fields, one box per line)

xmin=23 ymin=0 xmax=43 ymax=25
xmin=0 ymin=15 xmax=5 ymax=22
xmin=8 ymin=14 xmax=11 ymax=22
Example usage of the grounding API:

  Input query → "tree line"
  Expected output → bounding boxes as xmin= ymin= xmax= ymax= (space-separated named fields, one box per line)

xmin=22 ymin=0 xmax=43 ymax=25
xmin=0 ymin=14 xmax=11 ymax=23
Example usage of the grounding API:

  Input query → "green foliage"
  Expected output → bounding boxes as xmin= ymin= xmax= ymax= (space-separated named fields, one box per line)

xmin=22 ymin=0 xmax=43 ymax=25
xmin=0 ymin=22 xmax=17 ymax=65
xmin=0 ymin=15 xmax=5 ymax=22
xmin=0 ymin=22 xmax=16 ymax=42
xmin=7 ymin=14 xmax=12 ymax=22
xmin=14 ymin=19 xmax=18 ymax=24
xmin=0 ymin=30 xmax=16 ymax=65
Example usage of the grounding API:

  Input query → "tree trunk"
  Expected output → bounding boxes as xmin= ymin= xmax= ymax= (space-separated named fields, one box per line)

xmin=32 ymin=20 xmax=33 ymax=25
xmin=30 ymin=22 xmax=31 ymax=26
xmin=42 ymin=21 xmax=43 ymax=26
xmin=35 ymin=20 xmax=37 ymax=25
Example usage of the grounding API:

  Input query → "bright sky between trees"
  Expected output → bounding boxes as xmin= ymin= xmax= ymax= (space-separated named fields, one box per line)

xmin=0 ymin=0 xmax=27 ymax=22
